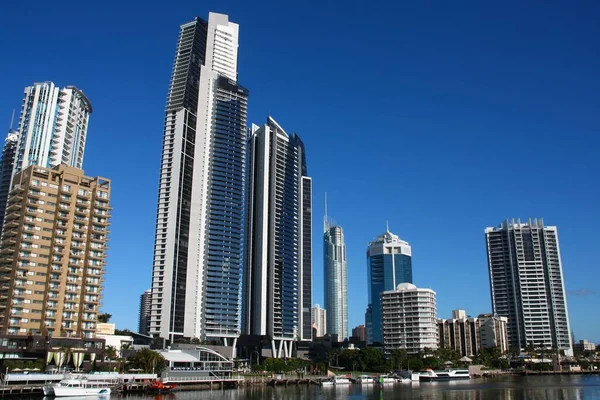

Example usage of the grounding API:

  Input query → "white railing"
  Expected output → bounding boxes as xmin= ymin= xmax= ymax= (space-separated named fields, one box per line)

xmin=163 ymin=375 xmax=244 ymax=383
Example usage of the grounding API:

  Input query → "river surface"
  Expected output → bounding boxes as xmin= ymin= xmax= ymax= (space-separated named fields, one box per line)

xmin=21 ymin=375 xmax=600 ymax=400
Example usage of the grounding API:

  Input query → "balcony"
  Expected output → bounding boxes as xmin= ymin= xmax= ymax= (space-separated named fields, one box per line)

xmin=94 ymin=202 xmax=110 ymax=210
xmin=2 ymin=236 xmax=16 ymax=246
xmin=57 ymin=213 xmax=69 ymax=221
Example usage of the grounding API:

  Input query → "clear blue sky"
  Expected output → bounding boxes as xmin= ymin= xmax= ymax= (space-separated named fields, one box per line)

xmin=1 ymin=1 xmax=599 ymax=342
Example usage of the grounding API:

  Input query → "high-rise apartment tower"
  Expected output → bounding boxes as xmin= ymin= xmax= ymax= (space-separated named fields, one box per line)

xmin=138 ymin=289 xmax=151 ymax=335
xmin=0 ymin=164 xmax=110 ymax=338
xmin=0 ymin=84 xmax=92 ymax=238
xmin=13 ymin=82 xmax=92 ymax=174
xmin=485 ymin=218 xmax=573 ymax=356
xmin=149 ymin=13 xmax=249 ymax=350
xmin=366 ymin=229 xmax=412 ymax=344
xmin=311 ymin=305 xmax=326 ymax=338
xmin=243 ymin=117 xmax=312 ymax=357
xmin=381 ymin=283 xmax=438 ymax=356
xmin=323 ymin=199 xmax=347 ymax=341
xmin=0 ymin=130 xmax=18 ymax=232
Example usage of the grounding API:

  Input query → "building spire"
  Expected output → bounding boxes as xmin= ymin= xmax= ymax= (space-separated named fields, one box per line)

xmin=386 ymin=220 xmax=390 ymax=232
xmin=324 ymin=192 xmax=328 ymax=232
xmin=9 ymin=109 xmax=15 ymax=131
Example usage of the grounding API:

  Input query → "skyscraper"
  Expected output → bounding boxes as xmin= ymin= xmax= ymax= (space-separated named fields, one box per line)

xmin=485 ymin=218 xmax=573 ymax=356
xmin=366 ymin=229 xmax=412 ymax=344
xmin=0 ymin=84 xmax=92 ymax=238
xmin=138 ymin=289 xmax=151 ymax=335
xmin=13 ymin=82 xmax=92 ymax=174
xmin=323 ymin=200 xmax=347 ymax=341
xmin=149 ymin=13 xmax=249 ymax=350
xmin=0 ymin=164 xmax=110 ymax=338
xmin=243 ymin=117 xmax=312 ymax=357
xmin=0 ymin=130 xmax=18 ymax=232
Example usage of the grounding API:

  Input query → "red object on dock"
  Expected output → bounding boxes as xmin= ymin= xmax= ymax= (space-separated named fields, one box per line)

xmin=148 ymin=381 xmax=177 ymax=392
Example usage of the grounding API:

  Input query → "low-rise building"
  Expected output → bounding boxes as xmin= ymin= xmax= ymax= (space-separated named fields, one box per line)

xmin=381 ymin=283 xmax=438 ymax=355
xmin=438 ymin=310 xmax=509 ymax=356
xmin=574 ymin=339 xmax=596 ymax=353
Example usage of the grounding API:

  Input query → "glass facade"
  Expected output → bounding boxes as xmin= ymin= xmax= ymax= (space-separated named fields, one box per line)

xmin=324 ymin=225 xmax=348 ymax=340
xmin=243 ymin=118 xmax=311 ymax=344
xmin=150 ymin=14 xmax=247 ymax=343
xmin=366 ymin=231 xmax=413 ymax=344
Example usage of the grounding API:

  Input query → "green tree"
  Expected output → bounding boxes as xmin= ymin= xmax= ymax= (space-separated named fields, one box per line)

xmin=97 ymin=313 xmax=112 ymax=323
xmin=129 ymin=348 xmax=167 ymax=373
xmin=390 ymin=349 xmax=408 ymax=370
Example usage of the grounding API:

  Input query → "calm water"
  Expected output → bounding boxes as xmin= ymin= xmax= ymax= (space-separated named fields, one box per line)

xmin=23 ymin=375 xmax=600 ymax=400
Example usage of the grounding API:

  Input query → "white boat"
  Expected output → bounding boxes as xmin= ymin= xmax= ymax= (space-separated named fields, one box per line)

xmin=333 ymin=376 xmax=351 ymax=385
xmin=356 ymin=375 xmax=375 ymax=384
xmin=419 ymin=369 xmax=470 ymax=382
xmin=396 ymin=377 xmax=412 ymax=384
xmin=43 ymin=375 xmax=113 ymax=397
xmin=321 ymin=379 xmax=334 ymax=386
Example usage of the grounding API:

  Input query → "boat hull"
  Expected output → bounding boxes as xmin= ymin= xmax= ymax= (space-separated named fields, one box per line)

xmin=419 ymin=376 xmax=470 ymax=382
xmin=53 ymin=387 xmax=111 ymax=397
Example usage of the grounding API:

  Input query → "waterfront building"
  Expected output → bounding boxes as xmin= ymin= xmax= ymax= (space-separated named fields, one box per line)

xmin=0 ymin=130 xmax=18 ymax=233
xmin=149 ymin=13 xmax=249 ymax=351
xmin=0 ymin=164 xmax=110 ymax=338
xmin=486 ymin=218 xmax=573 ymax=355
xmin=138 ymin=289 xmax=151 ymax=335
xmin=323 ymin=202 xmax=347 ymax=341
xmin=366 ymin=229 xmax=412 ymax=344
xmin=351 ymin=325 xmax=366 ymax=342
xmin=311 ymin=305 xmax=327 ymax=337
xmin=381 ymin=283 xmax=437 ymax=355
xmin=242 ymin=117 xmax=312 ymax=357
xmin=437 ymin=310 xmax=509 ymax=356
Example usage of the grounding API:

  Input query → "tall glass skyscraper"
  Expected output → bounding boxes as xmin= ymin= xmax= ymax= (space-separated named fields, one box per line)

xmin=366 ymin=229 xmax=412 ymax=344
xmin=149 ymin=13 xmax=248 ymax=351
xmin=486 ymin=218 xmax=573 ymax=356
xmin=323 ymin=208 xmax=348 ymax=341
xmin=243 ymin=117 xmax=312 ymax=357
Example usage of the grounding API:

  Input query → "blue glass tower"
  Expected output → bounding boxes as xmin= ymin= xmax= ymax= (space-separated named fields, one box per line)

xmin=366 ymin=230 xmax=413 ymax=344
xmin=243 ymin=117 xmax=312 ymax=358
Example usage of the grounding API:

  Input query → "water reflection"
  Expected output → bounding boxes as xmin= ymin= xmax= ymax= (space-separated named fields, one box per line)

xmin=27 ymin=376 xmax=600 ymax=400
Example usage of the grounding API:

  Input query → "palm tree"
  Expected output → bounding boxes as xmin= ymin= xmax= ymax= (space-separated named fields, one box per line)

xmin=104 ymin=346 xmax=118 ymax=372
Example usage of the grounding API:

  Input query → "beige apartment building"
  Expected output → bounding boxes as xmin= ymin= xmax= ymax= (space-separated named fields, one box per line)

xmin=0 ymin=164 xmax=110 ymax=338
xmin=438 ymin=310 xmax=509 ymax=356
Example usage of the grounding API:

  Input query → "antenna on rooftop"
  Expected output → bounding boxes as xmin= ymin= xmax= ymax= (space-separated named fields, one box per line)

xmin=386 ymin=220 xmax=390 ymax=232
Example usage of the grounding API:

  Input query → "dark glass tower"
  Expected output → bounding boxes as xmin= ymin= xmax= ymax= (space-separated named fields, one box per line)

xmin=366 ymin=230 xmax=413 ymax=344
xmin=243 ymin=117 xmax=312 ymax=357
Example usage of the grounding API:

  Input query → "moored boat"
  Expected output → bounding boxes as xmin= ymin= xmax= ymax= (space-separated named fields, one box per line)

xmin=356 ymin=375 xmax=374 ymax=384
xmin=44 ymin=375 xmax=113 ymax=397
xmin=333 ymin=376 xmax=351 ymax=385
xmin=419 ymin=369 xmax=470 ymax=382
